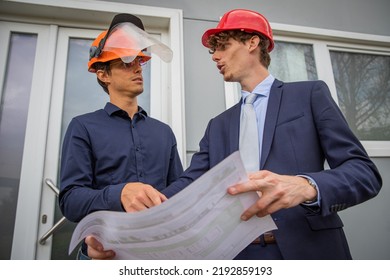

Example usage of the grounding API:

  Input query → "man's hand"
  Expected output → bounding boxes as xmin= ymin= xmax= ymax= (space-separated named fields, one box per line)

xmin=85 ymin=183 xmax=167 ymax=260
xmin=227 ymin=170 xmax=317 ymax=220
xmin=121 ymin=182 xmax=167 ymax=212
xmin=86 ymin=236 xmax=115 ymax=260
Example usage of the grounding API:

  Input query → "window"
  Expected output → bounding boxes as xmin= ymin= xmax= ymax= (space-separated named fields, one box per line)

xmin=330 ymin=50 xmax=390 ymax=141
xmin=270 ymin=41 xmax=318 ymax=82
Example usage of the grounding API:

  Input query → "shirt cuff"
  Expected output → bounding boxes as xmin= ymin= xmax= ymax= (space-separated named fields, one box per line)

xmin=108 ymin=183 xmax=127 ymax=211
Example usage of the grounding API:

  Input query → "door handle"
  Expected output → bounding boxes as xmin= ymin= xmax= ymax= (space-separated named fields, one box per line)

xmin=44 ymin=178 xmax=59 ymax=196
xmin=38 ymin=178 xmax=67 ymax=245
xmin=38 ymin=217 xmax=67 ymax=245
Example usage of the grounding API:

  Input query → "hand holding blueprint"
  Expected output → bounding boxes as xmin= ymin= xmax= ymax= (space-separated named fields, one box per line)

xmin=69 ymin=151 xmax=277 ymax=259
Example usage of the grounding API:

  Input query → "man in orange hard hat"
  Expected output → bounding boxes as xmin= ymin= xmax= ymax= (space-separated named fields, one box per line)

xmin=87 ymin=9 xmax=381 ymax=260
xmin=59 ymin=13 xmax=183 ymax=259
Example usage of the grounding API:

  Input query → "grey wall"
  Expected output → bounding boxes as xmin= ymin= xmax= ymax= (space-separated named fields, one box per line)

xmin=110 ymin=0 xmax=390 ymax=259
xmin=340 ymin=158 xmax=390 ymax=259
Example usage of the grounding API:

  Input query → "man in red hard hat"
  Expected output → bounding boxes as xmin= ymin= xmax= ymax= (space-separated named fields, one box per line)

xmin=59 ymin=13 xmax=183 ymax=259
xmin=87 ymin=9 xmax=381 ymax=260
xmin=164 ymin=8 xmax=380 ymax=260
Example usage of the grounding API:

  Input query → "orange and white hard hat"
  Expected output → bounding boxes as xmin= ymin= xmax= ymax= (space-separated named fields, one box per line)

xmin=88 ymin=27 xmax=151 ymax=72
xmin=201 ymin=9 xmax=274 ymax=52
xmin=88 ymin=14 xmax=173 ymax=73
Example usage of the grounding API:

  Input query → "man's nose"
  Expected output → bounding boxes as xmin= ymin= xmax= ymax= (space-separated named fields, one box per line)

xmin=212 ymin=51 xmax=220 ymax=62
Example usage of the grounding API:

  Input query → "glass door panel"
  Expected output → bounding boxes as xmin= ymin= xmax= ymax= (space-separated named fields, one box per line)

xmin=0 ymin=32 xmax=37 ymax=260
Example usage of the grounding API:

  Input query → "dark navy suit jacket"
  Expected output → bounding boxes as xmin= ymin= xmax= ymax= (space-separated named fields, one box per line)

xmin=163 ymin=79 xmax=382 ymax=259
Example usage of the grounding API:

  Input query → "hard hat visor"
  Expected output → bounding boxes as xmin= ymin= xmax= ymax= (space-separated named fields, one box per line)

xmin=103 ymin=22 xmax=173 ymax=64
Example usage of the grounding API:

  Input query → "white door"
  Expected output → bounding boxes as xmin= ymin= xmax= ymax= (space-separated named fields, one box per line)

xmin=36 ymin=28 xmax=104 ymax=260
xmin=0 ymin=21 xmax=56 ymax=260
xmin=36 ymin=27 xmax=155 ymax=259
xmin=4 ymin=25 xmax=152 ymax=260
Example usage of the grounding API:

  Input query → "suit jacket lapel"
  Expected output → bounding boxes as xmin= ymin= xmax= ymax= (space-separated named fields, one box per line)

xmin=260 ymin=79 xmax=283 ymax=169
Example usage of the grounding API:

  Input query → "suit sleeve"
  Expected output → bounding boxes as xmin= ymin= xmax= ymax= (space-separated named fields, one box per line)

xmin=162 ymin=120 xmax=214 ymax=198
xmin=303 ymin=81 xmax=382 ymax=216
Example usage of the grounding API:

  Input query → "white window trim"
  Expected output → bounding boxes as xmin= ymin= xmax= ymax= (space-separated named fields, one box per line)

xmin=225 ymin=22 xmax=390 ymax=157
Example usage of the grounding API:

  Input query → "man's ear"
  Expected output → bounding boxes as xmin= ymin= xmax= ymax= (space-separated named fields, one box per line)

xmin=96 ymin=69 xmax=110 ymax=84
xmin=248 ymin=35 xmax=261 ymax=52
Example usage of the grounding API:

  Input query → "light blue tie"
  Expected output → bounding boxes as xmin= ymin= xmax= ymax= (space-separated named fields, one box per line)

xmin=239 ymin=93 xmax=259 ymax=172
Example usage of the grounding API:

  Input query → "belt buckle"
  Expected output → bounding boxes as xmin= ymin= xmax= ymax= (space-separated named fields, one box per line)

xmin=251 ymin=231 xmax=276 ymax=246
xmin=263 ymin=231 xmax=276 ymax=244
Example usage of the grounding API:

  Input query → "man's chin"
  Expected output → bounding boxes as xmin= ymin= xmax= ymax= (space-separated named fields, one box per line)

xmin=223 ymin=76 xmax=234 ymax=82
xmin=134 ymin=88 xmax=144 ymax=96
xmin=222 ymin=72 xmax=234 ymax=82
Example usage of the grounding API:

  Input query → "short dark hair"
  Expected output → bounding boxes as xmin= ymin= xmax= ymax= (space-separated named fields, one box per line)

xmin=207 ymin=30 xmax=271 ymax=68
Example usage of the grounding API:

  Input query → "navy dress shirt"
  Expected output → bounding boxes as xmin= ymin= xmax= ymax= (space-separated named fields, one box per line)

xmin=59 ymin=102 xmax=183 ymax=222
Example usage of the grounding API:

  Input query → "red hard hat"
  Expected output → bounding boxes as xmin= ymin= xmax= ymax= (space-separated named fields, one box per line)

xmin=202 ymin=9 xmax=274 ymax=51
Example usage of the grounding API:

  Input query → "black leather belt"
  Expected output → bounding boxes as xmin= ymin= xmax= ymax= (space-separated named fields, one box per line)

xmin=252 ymin=231 xmax=276 ymax=245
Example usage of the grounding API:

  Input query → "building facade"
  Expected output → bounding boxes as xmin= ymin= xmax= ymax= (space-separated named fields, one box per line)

xmin=0 ymin=0 xmax=389 ymax=260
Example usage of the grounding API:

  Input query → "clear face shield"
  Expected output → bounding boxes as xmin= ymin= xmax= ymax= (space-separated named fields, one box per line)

xmin=102 ymin=22 xmax=173 ymax=64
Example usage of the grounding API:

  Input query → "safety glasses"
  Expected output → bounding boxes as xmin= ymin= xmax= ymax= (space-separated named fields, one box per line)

xmin=109 ymin=57 xmax=148 ymax=70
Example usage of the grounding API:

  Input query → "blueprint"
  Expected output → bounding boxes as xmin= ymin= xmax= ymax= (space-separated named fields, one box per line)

xmin=69 ymin=151 xmax=277 ymax=259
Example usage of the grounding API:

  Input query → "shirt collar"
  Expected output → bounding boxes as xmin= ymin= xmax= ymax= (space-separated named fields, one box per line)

xmin=104 ymin=102 xmax=148 ymax=119
xmin=241 ymin=74 xmax=275 ymax=102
